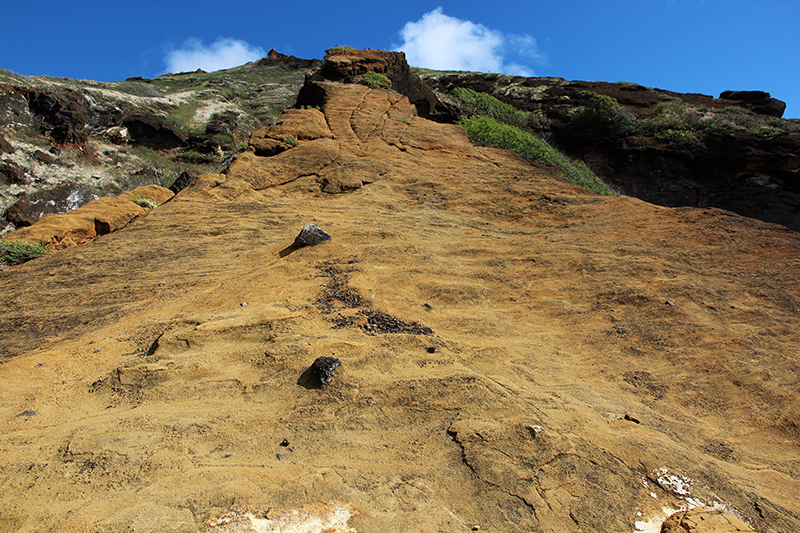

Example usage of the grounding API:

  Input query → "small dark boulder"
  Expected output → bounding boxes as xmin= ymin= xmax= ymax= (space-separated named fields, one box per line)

xmin=0 ymin=160 xmax=27 ymax=185
xmin=34 ymin=149 xmax=57 ymax=165
xmin=5 ymin=183 xmax=98 ymax=227
xmin=293 ymin=224 xmax=331 ymax=247
xmin=0 ymin=133 xmax=14 ymax=154
xmin=309 ymin=356 xmax=341 ymax=386
xmin=169 ymin=169 xmax=199 ymax=194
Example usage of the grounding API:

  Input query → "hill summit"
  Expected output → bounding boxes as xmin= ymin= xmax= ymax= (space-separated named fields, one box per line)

xmin=1 ymin=49 xmax=799 ymax=532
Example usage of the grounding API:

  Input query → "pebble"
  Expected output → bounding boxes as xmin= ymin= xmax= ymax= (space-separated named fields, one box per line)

xmin=240 ymin=302 xmax=249 ymax=307
xmin=276 ymin=453 xmax=285 ymax=461
xmin=666 ymin=300 xmax=675 ymax=306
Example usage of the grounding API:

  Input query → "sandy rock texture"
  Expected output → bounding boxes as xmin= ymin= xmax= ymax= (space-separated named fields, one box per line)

xmin=0 ymin=80 xmax=799 ymax=532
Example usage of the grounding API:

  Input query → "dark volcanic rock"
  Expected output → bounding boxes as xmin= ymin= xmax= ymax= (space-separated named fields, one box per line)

xmin=720 ymin=90 xmax=786 ymax=117
xmin=5 ymin=183 xmax=98 ymax=227
xmin=257 ymin=49 xmax=322 ymax=71
xmin=0 ymin=133 xmax=14 ymax=154
xmin=121 ymin=114 xmax=187 ymax=150
xmin=25 ymin=88 xmax=92 ymax=144
xmin=0 ymin=160 xmax=26 ymax=185
xmin=169 ymin=169 xmax=199 ymax=194
xmin=293 ymin=224 xmax=331 ymax=247
xmin=309 ymin=356 xmax=341 ymax=385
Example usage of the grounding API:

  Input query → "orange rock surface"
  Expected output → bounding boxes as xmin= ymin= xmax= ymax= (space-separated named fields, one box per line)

xmin=1 ymin=81 xmax=798 ymax=532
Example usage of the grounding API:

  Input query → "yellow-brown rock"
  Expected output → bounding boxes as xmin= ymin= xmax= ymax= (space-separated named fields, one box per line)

xmin=2 ymin=184 xmax=174 ymax=250
xmin=0 ymin=80 xmax=798 ymax=533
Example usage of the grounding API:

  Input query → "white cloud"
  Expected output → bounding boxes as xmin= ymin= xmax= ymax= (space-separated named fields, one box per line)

xmin=164 ymin=37 xmax=265 ymax=74
xmin=395 ymin=7 xmax=544 ymax=76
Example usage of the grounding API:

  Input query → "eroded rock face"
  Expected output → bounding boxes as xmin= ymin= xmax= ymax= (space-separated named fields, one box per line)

xmin=0 ymin=53 xmax=799 ymax=533
xmin=121 ymin=113 xmax=187 ymax=150
xmin=720 ymin=90 xmax=786 ymax=117
xmin=428 ymin=74 xmax=800 ymax=231
xmin=2 ymin=184 xmax=173 ymax=249
xmin=299 ymin=48 xmax=454 ymax=121
xmin=5 ymin=183 xmax=98 ymax=227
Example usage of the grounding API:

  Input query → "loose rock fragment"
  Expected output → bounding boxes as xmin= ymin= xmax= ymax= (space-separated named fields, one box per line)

xmin=309 ymin=356 xmax=341 ymax=385
xmin=294 ymin=224 xmax=331 ymax=247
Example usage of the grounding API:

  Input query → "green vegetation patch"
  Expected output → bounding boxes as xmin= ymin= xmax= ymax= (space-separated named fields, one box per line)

xmin=362 ymin=72 xmax=389 ymax=89
xmin=129 ymin=197 xmax=158 ymax=209
xmin=449 ymin=87 xmax=530 ymax=129
xmin=570 ymin=92 xmax=637 ymax=138
xmin=0 ymin=240 xmax=49 ymax=266
xmin=459 ymin=115 xmax=615 ymax=195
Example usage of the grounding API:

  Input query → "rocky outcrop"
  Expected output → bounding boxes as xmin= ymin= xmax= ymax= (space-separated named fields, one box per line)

xmin=300 ymin=48 xmax=454 ymax=121
xmin=427 ymin=74 xmax=800 ymax=230
xmin=0 ymin=159 xmax=26 ymax=186
xmin=720 ymin=90 xmax=786 ymax=117
xmin=257 ymin=48 xmax=322 ymax=71
xmin=2 ymin=184 xmax=173 ymax=249
xmin=5 ymin=183 xmax=98 ymax=227
xmin=121 ymin=113 xmax=187 ymax=150
xmin=0 ymin=132 xmax=14 ymax=154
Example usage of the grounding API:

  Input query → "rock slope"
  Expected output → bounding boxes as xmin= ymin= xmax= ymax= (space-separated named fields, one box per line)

xmin=425 ymin=73 xmax=800 ymax=231
xmin=1 ymin=53 xmax=800 ymax=532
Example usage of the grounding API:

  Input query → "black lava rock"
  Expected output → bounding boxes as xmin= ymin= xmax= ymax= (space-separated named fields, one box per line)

xmin=294 ymin=224 xmax=331 ymax=247
xmin=309 ymin=356 xmax=341 ymax=385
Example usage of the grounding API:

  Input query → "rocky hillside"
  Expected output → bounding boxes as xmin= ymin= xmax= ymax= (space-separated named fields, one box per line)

xmin=1 ymin=49 xmax=800 ymax=533
xmin=0 ymin=50 xmax=317 ymax=233
xmin=422 ymin=72 xmax=800 ymax=231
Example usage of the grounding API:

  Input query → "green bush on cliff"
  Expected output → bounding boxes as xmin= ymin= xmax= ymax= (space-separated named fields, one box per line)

xmin=449 ymin=87 xmax=530 ymax=129
xmin=362 ymin=72 xmax=389 ymax=89
xmin=570 ymin=92 xmax=637 ymax=138
xmin=0 ymin=240 xmax=49 ymax=266
xmin=459 ymin=115 xmax=615 ymax=196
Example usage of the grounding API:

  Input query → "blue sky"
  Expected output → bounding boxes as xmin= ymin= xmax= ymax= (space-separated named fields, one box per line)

xmin=1 ymin=0 xmax=798 ymax=117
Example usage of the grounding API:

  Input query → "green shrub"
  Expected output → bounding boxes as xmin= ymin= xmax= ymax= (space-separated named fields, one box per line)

xmin=362 ymin=71 xmax=389 ymax=89
xmin=459 ymin=115 xmax=615 ymax=196
xmin=0 ymin=240 xmax=49 ymax=266
xmin=571 ymin=92 xmax=636 ymax=138
xmin=129 ymin=197 xmax=158 ymax=209
xmin=280 ymin=136 xmax=299 ymax=146
xmin=449 ymin=87 xmax=530 ymax=129
xmin=638 ymin=100 xmax=706 ymax=135
xmin=654 ymin=129 xmax=703 ymax=151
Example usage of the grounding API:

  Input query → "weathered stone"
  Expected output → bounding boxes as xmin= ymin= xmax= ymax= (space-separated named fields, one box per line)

xmin=249 ymin=109 xmax=333 ymax=154
xmin=5 ymin=183 xmax=98 ymax=227
xmin=720 ymin=90 xmax=786 ymax=117
xmin=303 ymin=48 xmax=454 ymax=121
xmin=121 ymin=113 xmax=187 ymax=150
xmin=225 ymin=138 xmax=339 ymax=190
xmin=169 ymin=169 xmax=199 ymax=194
xmin=33 ymin=149 xmax=57 ymax=164
xmin=309 ymin=356 xmax=341 ymax=385
xmin=661 ymin=508 xmax=753 ymax=532
xmin=0 ymin=133 xmax=14 ymax=154
xmin=293 ymin=224 xmax=331 ymax=247
xmin=0 ymin=160 xmax=26 ymax=185
xmin=2 ymin=184 xmax=174 ymax=249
